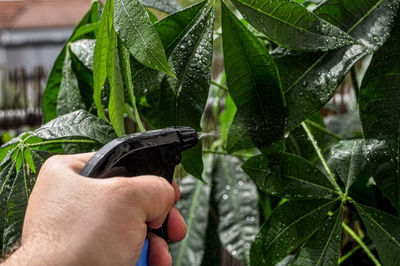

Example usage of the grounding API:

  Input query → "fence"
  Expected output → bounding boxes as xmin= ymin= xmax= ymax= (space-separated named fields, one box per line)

xmin=0 ymin=66 xmax=45 ymax=130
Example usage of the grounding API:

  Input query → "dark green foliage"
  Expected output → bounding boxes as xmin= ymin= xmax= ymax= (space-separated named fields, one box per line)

xmin=1 ymin=0 xmax=400 ymax=264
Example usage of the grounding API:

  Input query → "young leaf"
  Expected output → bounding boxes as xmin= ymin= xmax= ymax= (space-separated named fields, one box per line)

xmin=42 ymin=1 xmax=100 ymax=122
xmin=213 ymin=155 xmax=259 ymax=264
xmin=114 ymin=0 xmax=174 ymax=76
xmin=57 ymin=49 xmax=86 ymax=117
xmin=93 ymin=0 xmax=111 ymax=121
xmin=23 ymin=149 xmax=36 ymax=174
xmin=170 ymin=175 xmax=211 ymax=266
xmin=139 ymin=0 xmax=181 ymax=14
xmin=250 ymin=199 xmax=338 ymax=265
xmin=33 ymin=110 xmax=117 ymax=145
xmin=276 ymin=0 xmax=400 ymax=130
xmin=231 ymin=0 xmax=356 ymax=52
xmin=292 ymin=207 xmax=343 ymax=266
xmin=107 ymin=31 xmax=125 ymax=137
xmin=355 ymin=202 xmax=400 ymax=266
xmin=242 ymin=153 xmax=338 ymax=199
xmin=221 ymin=3 xmax=286 ymax=150
xmin=359 ymin=12 xmax=400 ymax=210
xmin=331 ymin=140 xmax=366 ymax=190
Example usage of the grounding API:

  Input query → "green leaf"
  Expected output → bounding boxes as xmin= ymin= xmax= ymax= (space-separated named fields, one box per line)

xmin=231 ymin=0 xmax=356 ymax=52
xmin=23 ymin=149 xmax=36 ymax=174
xmin=107 ymin=31 xmax=125 ymax=137
xmin=0 ymin=161 xmax=16 ymax=253
xmin=292 ymin=207 xmax=343 ymax=266
xmin=70 ymin=39 xmax=95 ymax=71
xmin=33 ymin=110 xmax=117 ymax=144
xmin=118 ymin=37 xmax=145 ymax=132
xmin=170 ymin=175 xmax=211 ymax=266
xmin=355 ymin=202 xmax=400 ymax=266
xmin=139 ymin=0 xmax=181 ymax=14
xmin=56 ymin=49 xmax=86 ymax=117
xmin=114 ymin=0 xmax=174 ymax=76
xmin=181 ymin=143 xmax=204 ymax=182
xmin=70 ymin=22 xmax=100 ymax=42
xmin=359 ymin=12 xmax=400 ymax=210
xmin=156 ymin=1 xmax=207 ymax=57
xmin=93 ymin=0 xmax=111 ymax=121
xmin=242 ymin=153 xmax=338 ymax=199
xmin=222 ymin=3 xmax=286 ymax=151
xmin=276 ymin=0 xmax=400 ymax=130
xmin=226 ymin=113 xmax=255 ymax=154
xmin=331 ymin=140 xmax=366 ymax=190
xmin=219 ymin=92 xmax=236 ymax=144
xmin=3 ymin=162 xmax=28 ymax=253
xmin=250 ymin=199 xmax=338 ymax=265
xmin=213 ymin=155 xmax=259 ymax=264
xmin=42 ymin=1 xmax=100 ymax=122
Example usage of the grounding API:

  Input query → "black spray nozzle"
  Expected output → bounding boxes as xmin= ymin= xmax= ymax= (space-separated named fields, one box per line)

xmin=172 ymin=126 xmax=198 ymax=150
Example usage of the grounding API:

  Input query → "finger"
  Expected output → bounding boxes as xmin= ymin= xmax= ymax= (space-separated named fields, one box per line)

xmin=123 ymin=176 xmax=175 ymax=228
xmin=171 ymin=179 xmax=181 ymax=203
xmin=167 ymin=206 xmax=187 ymax=242
xmin=148 ymin=232 xmax=171 ymax=266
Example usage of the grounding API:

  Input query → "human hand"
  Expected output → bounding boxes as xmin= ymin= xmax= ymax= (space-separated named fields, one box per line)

xmin=3 ymin=153 xmax=186 ymax=266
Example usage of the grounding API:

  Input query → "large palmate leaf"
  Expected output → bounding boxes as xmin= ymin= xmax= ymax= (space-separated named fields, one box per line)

xmin=57 ymin=49 xmax=86 ymax=117
xmin=114 ymin=0 xmax=174 ymax=76
xmin=331 ymin=140 xmax=366 ymax=190
xmin=139 ymin=0 xmax=181 ymax=14
xmin=222 ymin=3 xmax=285 ymax=151
xmin=231 ymin=0 xmax=355 ymax=51
xmin=355 ymin=202 xmax=400 ymax=266
xmin=250 ymin=199 xmax=338 ymax=265
xmin=0 ymin=162 xmax=16 ymax=253
xmin=276 ymin=0 xmax=400 ymax=130
xmin=292 ymin=207 xmax=343 ymax=266
xmin=33 ymin=110 xmax=116 ymax=144
xmin=42 ymin=0 xmax=101 ymax=122
xmin=170 ymin=175 xmax=211 ymax=266
xmin=359 ymin=13 xmax=400 ymax=210
xmin=213 ymin=155 xmax=259 ymax=264
xmin=243 ymin=153 xmax=338 ymax=199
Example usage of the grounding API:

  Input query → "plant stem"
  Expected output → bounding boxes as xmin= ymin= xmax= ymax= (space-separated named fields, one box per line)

xmin=26 ymin=139 xmax=98 ymax=148
xmin=301 ymin=122 xmax=344 ymax=196
xmin=211 ymin=80 xmax=228 ymax=92
xmin=305 ymin=120 xmax=343 ymax=140
xmin=342 ymin=222 xmax=382 ymax=266
xmin=339 ymin=245 xmax=361 ymax=264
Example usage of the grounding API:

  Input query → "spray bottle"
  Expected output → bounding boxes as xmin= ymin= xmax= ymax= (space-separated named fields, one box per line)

xmin=80 ymin=126 xmax=198 ymax=266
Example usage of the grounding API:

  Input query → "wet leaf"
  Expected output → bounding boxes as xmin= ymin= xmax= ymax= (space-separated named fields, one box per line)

xmin=222 ymin=3 xmax=285 ymax=151
xmin=0 ymin=162 xmax=16 ymax=253
xmin=213 ymin=155 xmax=259 ymax=264
xmin=331 ymin=140 xmax=366 ymax=190
xmin=93 ymin=0 xmax=111 ymax=120
xmin=250 ymin=199 xmax=338 ymax=265
xmin=359 ymin=12 xmax=400 ymax=210
xmin=243 ymin=153 xmax=338 ymax=199
xmin=70 ymin=39 xmax=95 ymax=71
xmin=231 ymin=0 xmax=356 ymax=51
xmin=291 ymin=207 xmax=343 ymax=266
xmin=114 ymin=0 xmax=174 ymax=76
xmin=226 ymin=113 xmax=255 ymax=154
xmin=139 ymin=0 xmax=181 ymax=14
xmin=42 ymin=1 xmax=100 ymax=122
xmin=170 ymin=174 xmax=211 ymax=266
xmin=107 ymin=30 xmax=125 ymax=137
xmin=277 ymin=0 xmax=400 ymax=130
xmin=355 ymin=202 xmax=400 ymax=266
xmin=33 ymin=110 xmax=116 ymax=144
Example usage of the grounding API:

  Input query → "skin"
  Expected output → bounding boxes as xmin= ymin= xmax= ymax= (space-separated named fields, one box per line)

xmin=2 ymin=153 xmax=187 ymax=266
